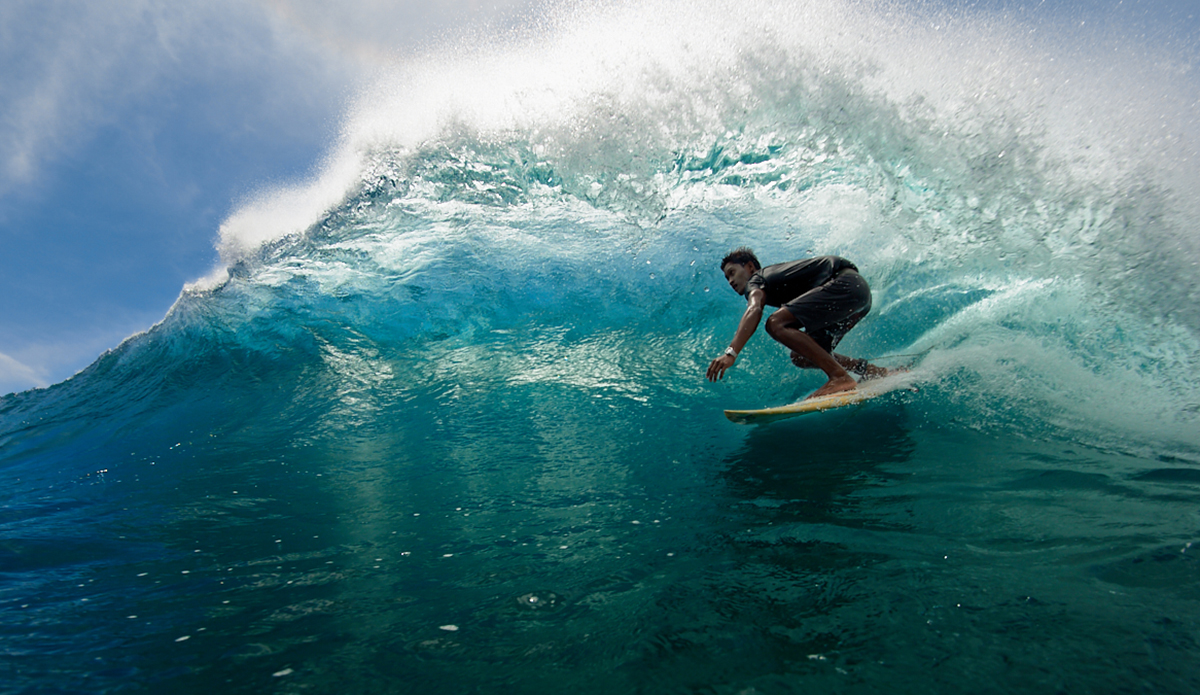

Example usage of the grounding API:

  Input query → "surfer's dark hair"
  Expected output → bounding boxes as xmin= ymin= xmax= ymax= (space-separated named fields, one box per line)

xmin=721 ymin=247 xmax=760 ymax=271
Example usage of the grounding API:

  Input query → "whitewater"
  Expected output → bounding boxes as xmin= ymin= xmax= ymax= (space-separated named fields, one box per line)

xmin=3 ymin=0 xmax=1200 ymax=692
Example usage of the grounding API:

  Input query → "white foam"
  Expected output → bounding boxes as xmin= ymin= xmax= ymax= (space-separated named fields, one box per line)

xmin=209 ymin=0 xmax=1199 ymax=267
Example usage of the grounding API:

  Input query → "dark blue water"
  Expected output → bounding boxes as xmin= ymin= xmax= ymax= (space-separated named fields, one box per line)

xmin=4 ymin=1 xmax=1200 ymax=692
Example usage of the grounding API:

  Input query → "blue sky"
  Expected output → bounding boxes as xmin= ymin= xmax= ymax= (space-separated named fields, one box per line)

xmin=0 ymin=0 xmax=1196 ymax=396
xmin=0 ymin=0 xmax=543 ymax=395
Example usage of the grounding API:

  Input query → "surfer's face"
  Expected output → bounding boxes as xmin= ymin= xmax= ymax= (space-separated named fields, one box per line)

xmin=723 ymin=261 xmax=755 ymax=295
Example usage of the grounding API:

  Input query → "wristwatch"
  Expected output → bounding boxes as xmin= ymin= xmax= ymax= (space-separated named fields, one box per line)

xmin=723 ymin=346 xmax=738 ymax=359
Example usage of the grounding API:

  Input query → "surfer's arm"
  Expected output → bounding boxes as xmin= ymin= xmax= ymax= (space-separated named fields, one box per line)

xmin=706 ymin=289 xmax=765 ymax=381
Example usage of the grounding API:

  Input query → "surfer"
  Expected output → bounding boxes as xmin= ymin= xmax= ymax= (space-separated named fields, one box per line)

xmin=705 ymin=247 xmax=892 ymax=398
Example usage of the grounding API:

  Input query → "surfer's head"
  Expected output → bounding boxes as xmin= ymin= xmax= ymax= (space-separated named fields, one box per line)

xmin=720 ymin=247 xmax=760 ymax=295
xmin=721 ymin=247 xmax=760 ymax=272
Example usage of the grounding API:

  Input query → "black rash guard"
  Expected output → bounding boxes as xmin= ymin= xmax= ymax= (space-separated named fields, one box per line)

xmin=742 ymin=255 xmax=870 ymax=353
xmin=743 ymin=256 xmax=858 ymax=306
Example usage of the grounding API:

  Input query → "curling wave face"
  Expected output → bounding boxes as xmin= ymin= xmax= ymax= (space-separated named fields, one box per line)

xmin=2 ymin=2 xmax=1200 ymax=692
xmin=18 ymin=0 xmax=1197 ymax=453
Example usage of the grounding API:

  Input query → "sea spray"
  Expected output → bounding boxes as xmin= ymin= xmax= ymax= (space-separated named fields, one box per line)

xmin=3 ymin=1 xmax=1200 ymax=692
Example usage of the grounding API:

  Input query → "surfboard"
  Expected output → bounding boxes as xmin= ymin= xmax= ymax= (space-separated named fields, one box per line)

xmin=724 ymin=373 xmax=916 ymax=425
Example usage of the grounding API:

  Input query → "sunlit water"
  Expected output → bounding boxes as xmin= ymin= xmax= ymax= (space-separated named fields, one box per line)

xmin=3 ymin=1 xmax=1199 ymax=692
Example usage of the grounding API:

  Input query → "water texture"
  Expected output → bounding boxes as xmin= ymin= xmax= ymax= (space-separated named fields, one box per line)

xmin=3 ymin=1 xmax=1199 ymax=692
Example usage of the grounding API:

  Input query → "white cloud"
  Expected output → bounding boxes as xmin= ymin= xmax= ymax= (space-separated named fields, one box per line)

xmin=0 ymin=314 xmax=165 ymax=395
xmin=0 ymin=0 xmax=551 ymax=390
xmin=1 ymin=1 xmax=173 ymax=191
xmin=0 ymin=2 xmax=308 ymax=195
xmin=0 ymin=350 xmax=46 ymax=396
xmin=0 ymin=0 xmax=545 ymax=197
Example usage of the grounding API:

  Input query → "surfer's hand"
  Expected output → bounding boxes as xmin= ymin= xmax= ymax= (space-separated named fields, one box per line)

xmin=707 ymin=354 xmax=735 ymax=381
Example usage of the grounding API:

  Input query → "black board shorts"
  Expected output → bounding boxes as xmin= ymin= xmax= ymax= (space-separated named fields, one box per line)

xmin=779 ymin=269 xmax=871 ymax=353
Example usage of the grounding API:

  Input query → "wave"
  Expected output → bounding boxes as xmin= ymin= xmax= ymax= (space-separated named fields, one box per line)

xmin=6 ymin=4 xmax=1200 ymax=692
xmin=4 ymin=0 xmax=1200 ymax=460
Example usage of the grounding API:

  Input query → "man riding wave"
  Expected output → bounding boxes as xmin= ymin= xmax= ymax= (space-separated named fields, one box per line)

xmin=706 ymin=247 xmax=894 ymax=398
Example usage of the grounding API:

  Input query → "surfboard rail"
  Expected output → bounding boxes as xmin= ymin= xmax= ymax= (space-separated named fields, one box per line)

xmin=724 ymin=374 xmax=916 ymax=424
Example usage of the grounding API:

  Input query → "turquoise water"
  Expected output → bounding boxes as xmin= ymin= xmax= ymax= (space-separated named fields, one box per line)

xmin=3 ymin=1 xmax=1200 ymax=692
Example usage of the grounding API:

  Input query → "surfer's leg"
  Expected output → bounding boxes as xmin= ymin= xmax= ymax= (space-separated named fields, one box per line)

xmin=766 ymin=309 xmax=856 ymax=398
xmin=792 ymin=351 xmax=897 ymax=380
xmin=789 ymin=351 xmax=816 ymax=369
xmin=834 ymin=354 xmax=895 ymax=379
xmin=792 ymin=351 xmax=886 ymax=377
xmin=773 ymin=271 xmax=876 ymax=398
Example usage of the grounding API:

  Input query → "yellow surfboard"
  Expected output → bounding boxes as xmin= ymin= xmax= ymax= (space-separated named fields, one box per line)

xmin=724 ymin=374 xmax=916 ymax=425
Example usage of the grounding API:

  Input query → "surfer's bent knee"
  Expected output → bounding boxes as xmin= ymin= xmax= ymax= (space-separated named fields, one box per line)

xmin=764 ymin=309 xmax=797 ymax=339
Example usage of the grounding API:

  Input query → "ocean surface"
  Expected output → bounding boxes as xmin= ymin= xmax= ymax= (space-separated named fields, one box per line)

xmin=4 ymin=1 xmax=1200 ymax=692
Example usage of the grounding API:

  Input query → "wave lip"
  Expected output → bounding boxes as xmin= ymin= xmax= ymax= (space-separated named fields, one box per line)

xmin=4 ymin=3 xmax=1200 ymax=693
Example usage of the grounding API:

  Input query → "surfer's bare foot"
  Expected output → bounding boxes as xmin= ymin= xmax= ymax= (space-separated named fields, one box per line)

xmin=807 ymin=375 xmax=857 ymax=399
